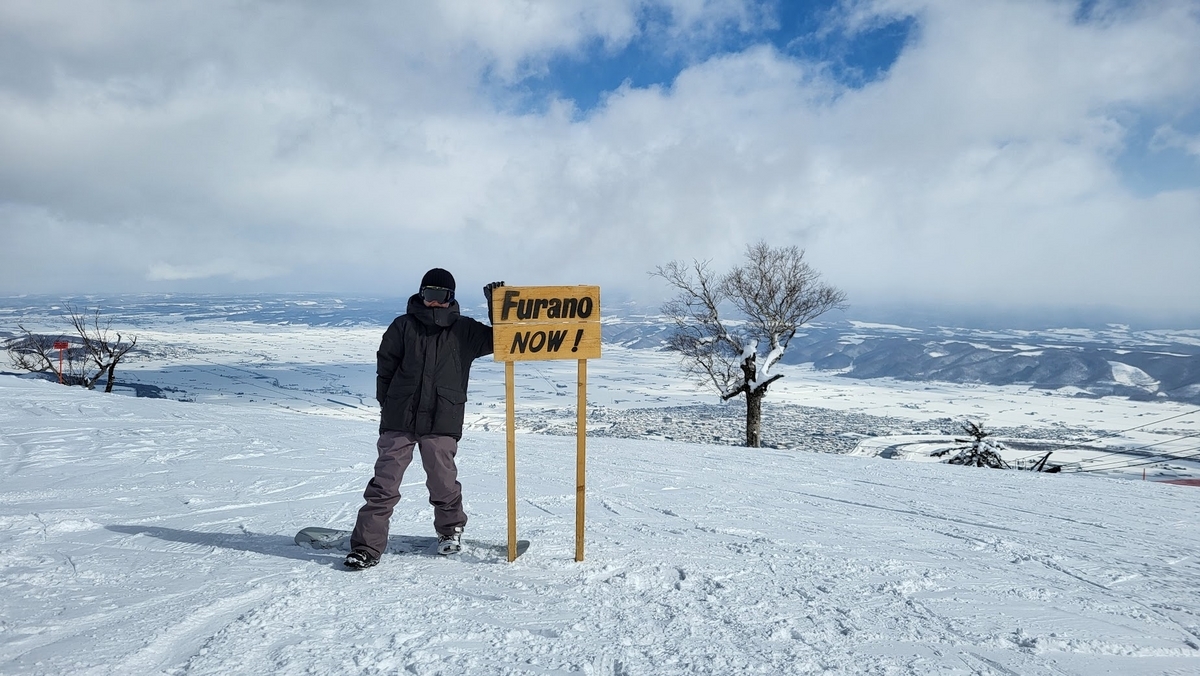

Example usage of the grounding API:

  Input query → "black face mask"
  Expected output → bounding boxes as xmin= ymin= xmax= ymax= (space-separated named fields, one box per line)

xmin=428 ymin=304 xmax=457 ymax=327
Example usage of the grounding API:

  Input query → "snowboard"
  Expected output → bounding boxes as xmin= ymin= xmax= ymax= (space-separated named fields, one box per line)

xmin=295 ymin=526 xmax=530 ymax=560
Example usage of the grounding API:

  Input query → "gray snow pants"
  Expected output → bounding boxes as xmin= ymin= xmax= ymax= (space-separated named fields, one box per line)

xmin=349 ymin=430 xmax=466 ymax=558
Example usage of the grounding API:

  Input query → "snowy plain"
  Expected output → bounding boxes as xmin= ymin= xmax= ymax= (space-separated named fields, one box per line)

xmin=2 ymin=298 xmax=1200 ymax=674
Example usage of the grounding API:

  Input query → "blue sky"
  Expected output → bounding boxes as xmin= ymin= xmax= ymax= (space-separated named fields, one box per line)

xmin=1117 ymin=108 xmax=1200 ymax=196
xmin=1 ymin=0 xmax=1199 ymax=321
xmin=520 ymin=1 xmax=917 ymax=112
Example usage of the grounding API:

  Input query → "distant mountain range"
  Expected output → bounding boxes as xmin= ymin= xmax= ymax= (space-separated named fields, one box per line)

xmin=5 ymin=295 xmax=1199 ymax=405
xmin=603 ymin=306 xmax=1200 ymax=405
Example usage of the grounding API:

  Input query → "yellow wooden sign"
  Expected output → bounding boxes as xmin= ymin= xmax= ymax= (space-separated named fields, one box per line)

xmin=492 ymin=286 xmax=601 ymax=362
xmin=492 ymin=284 xmax=600 ymax=562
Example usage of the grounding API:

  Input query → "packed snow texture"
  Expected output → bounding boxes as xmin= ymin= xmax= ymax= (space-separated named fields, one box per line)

xmin=3 ymin=377 xmax=1200 ymax=674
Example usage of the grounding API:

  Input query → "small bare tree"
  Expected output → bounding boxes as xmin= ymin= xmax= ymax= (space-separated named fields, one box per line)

xmin=6 ymin=306 xmax=138 ymax=392
xmin=653 ymin=242 xmax=846 ymax=447
xmin=69 ymin=306 xmax=138 ymax=392
xmin=6 ymin=330 xmax=81 ymax=381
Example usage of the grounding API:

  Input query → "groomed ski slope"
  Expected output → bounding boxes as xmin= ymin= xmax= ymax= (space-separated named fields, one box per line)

xmin=1 ymin=375 xmax=1198 ymax=675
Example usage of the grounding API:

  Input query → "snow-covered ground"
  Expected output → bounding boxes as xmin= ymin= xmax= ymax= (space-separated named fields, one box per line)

xmin=3 ymin=376 xmax=1200 ymax=675
xmin=3 ymin=312 xmax=1200 ymax=674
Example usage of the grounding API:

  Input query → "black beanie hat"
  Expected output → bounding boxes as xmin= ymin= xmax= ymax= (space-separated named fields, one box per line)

xmin=420 ymin=268 xmax=455 ymax=291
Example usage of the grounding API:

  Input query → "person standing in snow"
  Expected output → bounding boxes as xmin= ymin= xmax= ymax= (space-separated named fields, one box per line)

xmin=345 ymin=269 xmax=504 ymax=570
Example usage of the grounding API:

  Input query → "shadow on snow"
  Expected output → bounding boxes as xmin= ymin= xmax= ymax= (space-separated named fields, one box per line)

xmin=105 ymin=524 xmax=337 ymax=564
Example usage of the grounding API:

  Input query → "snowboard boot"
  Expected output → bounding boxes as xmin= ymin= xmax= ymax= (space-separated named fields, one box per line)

xmin=436 ymin=527 xmax=463 ymax=555
xmin=344 ymin=549 xmax=379 ymax=570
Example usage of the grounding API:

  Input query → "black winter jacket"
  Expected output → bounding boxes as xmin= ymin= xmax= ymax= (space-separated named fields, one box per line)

xmin=377 ymin=294 xmax=494 ymax=439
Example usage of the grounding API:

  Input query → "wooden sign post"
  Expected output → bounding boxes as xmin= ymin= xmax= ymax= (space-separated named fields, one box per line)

xmin=492 ymin=286 xmax=601 ymax=562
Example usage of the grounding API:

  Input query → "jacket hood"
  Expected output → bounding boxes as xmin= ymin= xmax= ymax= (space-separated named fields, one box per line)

xmin=407 ymin=293 xmax=460 ymax=328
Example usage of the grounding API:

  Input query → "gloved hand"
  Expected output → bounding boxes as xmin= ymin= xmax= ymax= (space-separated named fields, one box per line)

xmin=484 ymin=281 xmax=505 ymax=322
xmin=483 ymin=281 xmax=505 ymax=300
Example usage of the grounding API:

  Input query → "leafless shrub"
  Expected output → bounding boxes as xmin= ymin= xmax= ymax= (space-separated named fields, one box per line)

xmin=5 ymin=305 xmax=138 ymax=392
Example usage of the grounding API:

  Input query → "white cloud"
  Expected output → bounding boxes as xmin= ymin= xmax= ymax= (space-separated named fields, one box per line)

xmin=146 ymin=259 xmax=286 ymax=282
xmin=1 ymin=0 xmax=1198 ymax=320
xmin=1152 ymin=125 xmax=1200 ymax=157
xmin=434 ymin=0 xmax=640 ymax=81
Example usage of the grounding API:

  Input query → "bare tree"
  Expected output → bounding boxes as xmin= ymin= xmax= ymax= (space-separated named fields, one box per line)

xmin=68 ymin=306 xmax=138 ymax=392
xmin=6 ymin=329 xmax=77 ymax=381
xmin=653 ymin=242 xmax=847 ymax=447
xmin=5 ymin=306 xmax=138 ymax=392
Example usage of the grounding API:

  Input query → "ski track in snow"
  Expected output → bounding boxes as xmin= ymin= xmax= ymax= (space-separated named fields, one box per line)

xmin=3 ymin=375 xmax=1200 ymax=675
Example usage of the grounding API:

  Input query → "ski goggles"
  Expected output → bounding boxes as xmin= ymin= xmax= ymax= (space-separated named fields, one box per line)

xmin=420 ymin=286 xmax=454 ymax=304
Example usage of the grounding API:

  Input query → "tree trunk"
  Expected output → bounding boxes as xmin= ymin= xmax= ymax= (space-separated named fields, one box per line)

xmin=738 ymin=352 xmax=760 ymax=447
xmin=745 ymin=389 xmax=763 ymax=447
xmin=104 ymin=362 xmax=117 ymax=393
